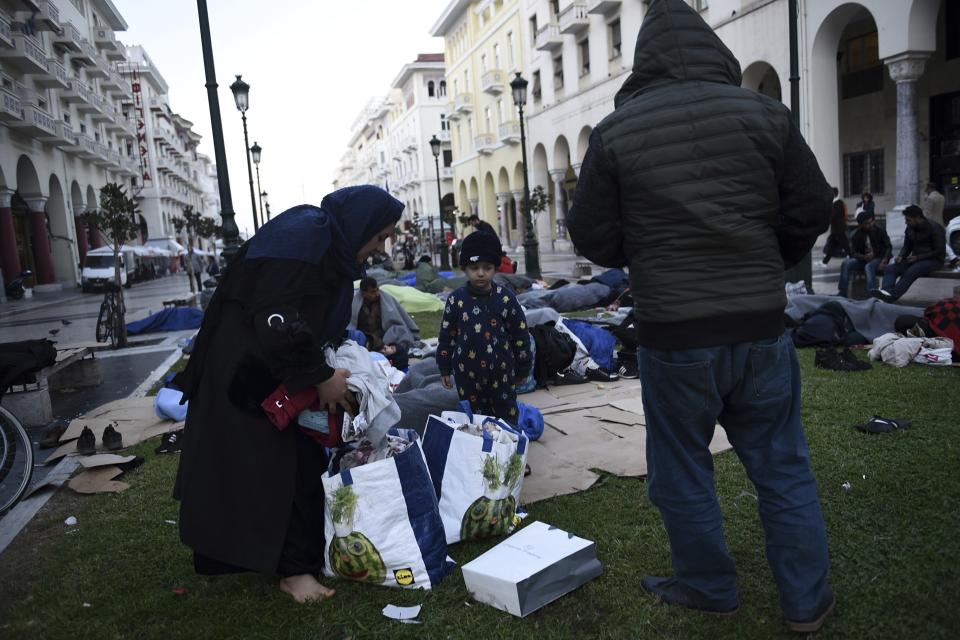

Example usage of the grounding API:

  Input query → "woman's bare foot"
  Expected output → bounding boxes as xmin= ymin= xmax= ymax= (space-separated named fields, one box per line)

xmin=279 ymin=574 xmax=335 ymax=603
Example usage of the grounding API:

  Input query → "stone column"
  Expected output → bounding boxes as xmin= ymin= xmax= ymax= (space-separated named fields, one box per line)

xmin=496 ymin=192 xmax=510 ymax=243
xmin=0 ymin=188 xmax=21 ymax=282
xmin=25 ymin=196 xmax=55 ymax=285
xmin=571 ymin=162 xmax=582 ymax=178
xmin=550 ymin=169 xmax=571 ymax=251
xmin=512 ymin=190 xmax=525 ymax=251
xmin=73 ymin=204 xmax=89 ymax=265
xmin=885 ymin=53 xmax=928 ymax=249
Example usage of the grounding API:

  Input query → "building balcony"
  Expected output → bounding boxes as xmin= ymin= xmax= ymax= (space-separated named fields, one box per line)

xmin=446 ymin=102 xmax=461 ymax=120
xmin=454 ymin=93 xmax=473 ymax=114
xmin=94 ymin=28 xmax=124 ymax=60
xmin=0 ymin=87 xmax=21 ymax=122
xmin=0 ymin=10 xmax=13 ymax=49
xmin=8 ymin=102 xmax=56 ymax=138
xmin=92 ymin=142 xmax=112 ymax=166
xmin=0 ymin=33 xmax=50 ymax=75
xmin=72 ymin=38 xmax=99 ymax=66
xmin=535 ymin=23 xmax=563 ymax=52
xmin=440 ymin=166 xmax=453 ymax=180
xmin=85 ymin=55 xmax=108 ymax=79
xmin=31 ymin=57 xmax=69 ymax=89
xmin=437 ymin=130 xmax=451 ymax=142
xmin=475 ymin=133 xmax=497 ymax=155
xmin=499 ymin=120 xmax=521 ymax=144
xmin=481 ymin=69 xmax=505 ymax=95
xmin=100 ymin=66 xmax=123 ymax=92
xmin=155 ymin=157 xmax=174 ymax=174
xmin=92 ymin=99 xmax=117 ymax=123
xmin=38 ymin=119 xmax=75 ymax=146
xmin=51 ymin=22 xmax=82 ymax=52
xmin=72 ymin=135 xmax=100 ymax=160
xmin=14 ymin=1 xmax=59 ymax=31
xmin=403 ymin=136 xmax=418 ymax=153
xmin=560 ymin=2 xmax=590 ymax=34
xmin=586 ymin=0 xmax=621 ymax=15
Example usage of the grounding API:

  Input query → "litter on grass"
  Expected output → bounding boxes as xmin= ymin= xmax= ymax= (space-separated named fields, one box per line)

xmin=64 ymin=516 xmax=77 ymax=526
xmin=381 ymin=604 xmax=422 ymax=623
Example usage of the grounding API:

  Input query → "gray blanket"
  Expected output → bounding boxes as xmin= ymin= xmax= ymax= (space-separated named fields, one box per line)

xmin=393 ymin=358 xmax=460 ymax=435
xmin=525 ymin=307 xmax=561 ymax=326
xmin=493 ymin=273 xmax=534 ymax=293
xmin=517 ymin=282 xmax=612 ymax=312
xmin=348 ymin=289 xmax=420 ymax=349
xmin=784 ymin=294 xmax=924 ymax=341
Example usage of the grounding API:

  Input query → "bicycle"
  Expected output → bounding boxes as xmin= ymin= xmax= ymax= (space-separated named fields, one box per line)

xmin=95 ymin=284 xmax=126 ymax=348
xmin=0 ymin=404 xmax=33 ymax=515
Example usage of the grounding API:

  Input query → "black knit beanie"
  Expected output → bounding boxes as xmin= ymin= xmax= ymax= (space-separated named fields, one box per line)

xmin=459 ymin=231 xmax=502 ymax=268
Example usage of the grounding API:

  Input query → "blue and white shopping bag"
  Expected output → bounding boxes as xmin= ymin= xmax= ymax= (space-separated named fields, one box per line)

xmin=322 ymin=429 xmax=454 ymax=589
xmin=421 ymin=407 xmax=529 ymax=545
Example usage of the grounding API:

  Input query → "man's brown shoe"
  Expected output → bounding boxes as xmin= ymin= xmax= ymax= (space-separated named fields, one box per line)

xmin=786 ymin=590 xmax=836 ymax=633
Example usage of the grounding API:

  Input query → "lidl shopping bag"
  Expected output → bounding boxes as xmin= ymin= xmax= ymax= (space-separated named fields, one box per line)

xmin=322 ymin=429 xmax=455 ymax=589
xmin=422 ymin=413 xmax=529 ymax=545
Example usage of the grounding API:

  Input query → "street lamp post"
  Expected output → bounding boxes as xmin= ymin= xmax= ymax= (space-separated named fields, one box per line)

xmin=429 ymin=134 xmax=450 ymax=270
xmin=195 ymin=0 xmax=239 ymax=259
xmin=261 ymin=191 xmax=270 ymax=221
xmin=250 ymin=141 xmax=265 ymax=227
xmin=510 ymin=72 xmax=541 ymax=279
xmin=229 ymin=75 xmax=260 ymax=232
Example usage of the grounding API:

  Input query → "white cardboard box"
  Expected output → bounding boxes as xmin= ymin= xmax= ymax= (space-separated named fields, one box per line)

xmin=461 ymin=521 xmax=603 ymax=617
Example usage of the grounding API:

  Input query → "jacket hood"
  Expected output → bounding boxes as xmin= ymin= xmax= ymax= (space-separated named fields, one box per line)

xmin=614 ymin=0 xmax=742 ymax=108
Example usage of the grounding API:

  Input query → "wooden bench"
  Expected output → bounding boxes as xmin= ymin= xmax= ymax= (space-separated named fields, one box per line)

xmin=1 ymin=347 xmax=101 ymax=427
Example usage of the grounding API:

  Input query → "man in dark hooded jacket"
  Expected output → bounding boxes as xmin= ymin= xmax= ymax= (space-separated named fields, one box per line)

xmin=568 ymin=0 xmax=834 ymax=632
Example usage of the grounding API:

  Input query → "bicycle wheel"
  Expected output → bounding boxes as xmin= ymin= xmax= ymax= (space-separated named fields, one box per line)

xmin=0 ymin=405 xmax=34 ymax=515
xmin=96 ymin=298 xmax=111 ymax=343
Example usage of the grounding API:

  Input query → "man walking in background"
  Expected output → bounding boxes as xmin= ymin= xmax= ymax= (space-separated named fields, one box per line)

xmin=568 ymin=0 xmax=834 ymax=633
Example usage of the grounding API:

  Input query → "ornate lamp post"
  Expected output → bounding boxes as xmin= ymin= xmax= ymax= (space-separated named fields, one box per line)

xmin=229 ymin=74 xmax=260 ymax=231
xmin=429 ymin=134 xmax=450 ymax=270
xmin=510 ymin=72 xmax=541 ymax=279
xmin=261 ymin=190 xmax=271 ymax=221
xmin=250 ymin=141 xmax=265 ymax=227
xmin=195 ymin=0 xmax=239 ymax=258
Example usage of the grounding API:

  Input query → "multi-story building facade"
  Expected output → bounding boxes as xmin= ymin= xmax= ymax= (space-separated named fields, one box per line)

xmin=431 ymin=0 xmax=530 ymax=250
xmin=0 ymin=0 xmax=218 ymax=292
xmin=333 ymin=54 xmax=453 ymax=240
xmin=519 ymin=0 xmax=959 ymax=248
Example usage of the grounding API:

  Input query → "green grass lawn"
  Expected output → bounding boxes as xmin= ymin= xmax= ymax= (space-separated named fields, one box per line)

xmin=1 ymin=313 xmax=958 ymax=640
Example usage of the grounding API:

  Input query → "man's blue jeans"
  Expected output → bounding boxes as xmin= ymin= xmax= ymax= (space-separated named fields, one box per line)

xmin=638 ymin=336 xmax=830 ymax=620
xmin=837 ymin=257 xmax=882 ymax=296
xmin=881 ymin=259 xmax=942 ymax=301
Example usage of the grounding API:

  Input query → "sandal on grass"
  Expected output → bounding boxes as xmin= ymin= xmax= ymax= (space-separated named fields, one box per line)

xmin=855 ymin=416 xmax=912 ymax=434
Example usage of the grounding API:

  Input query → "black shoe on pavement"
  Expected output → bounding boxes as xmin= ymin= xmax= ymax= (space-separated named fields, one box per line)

xmin=618 ymin=364 xmax=639 ymax=379
xmin=640 ymin=576 xmax=740 ymax=618
xmin=102 ymin=423 xmax=123 ymax=451
xmin=553 ymin=370 xmax=587 ymax=385
xmin=76 ymin=426 xmax=96 ymax=456
xmin=785 ymin=588 xmax=836 ymax=633
xmin=585 ymin=367 xmax=619 ymax=382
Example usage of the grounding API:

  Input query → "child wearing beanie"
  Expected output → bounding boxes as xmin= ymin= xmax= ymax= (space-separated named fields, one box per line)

xmin=437 ymin=231 xmax=532 ymax=423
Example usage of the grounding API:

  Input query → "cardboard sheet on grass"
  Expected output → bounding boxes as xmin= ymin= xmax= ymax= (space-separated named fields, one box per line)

xmin=519 ymin=378 xmax=732 ymax=504
xmin=46 ymin=396 xmax=180 ymax=462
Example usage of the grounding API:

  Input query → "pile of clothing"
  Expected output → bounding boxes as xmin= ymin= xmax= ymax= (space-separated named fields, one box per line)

xmin=868 ymin=334 xmax=954 ymax=368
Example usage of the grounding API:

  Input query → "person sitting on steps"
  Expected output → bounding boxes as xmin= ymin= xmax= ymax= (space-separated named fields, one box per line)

xmin=837 ymin=212 xmax=891 ymax=298
xmin=871 ymin=205 xmax=946 ymax=303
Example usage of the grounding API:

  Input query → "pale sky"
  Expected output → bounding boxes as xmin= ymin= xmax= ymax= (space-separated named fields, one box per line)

xmin=115 ymin=0 xmax=446 ymax=236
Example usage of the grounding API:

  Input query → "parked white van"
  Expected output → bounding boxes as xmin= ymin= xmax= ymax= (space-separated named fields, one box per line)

xmin=81 ymin=246 xmax=137 ymax=292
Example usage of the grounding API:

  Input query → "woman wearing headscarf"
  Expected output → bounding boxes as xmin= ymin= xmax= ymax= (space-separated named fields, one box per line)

xmin=173 ymin=186 xmax=403 ymax=603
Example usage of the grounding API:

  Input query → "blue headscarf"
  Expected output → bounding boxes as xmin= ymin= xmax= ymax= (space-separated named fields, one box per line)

xmin=246 ymin=185 xmax=404 ymax=280
xmin=244 ymin=185 xmax=403 ymax=343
